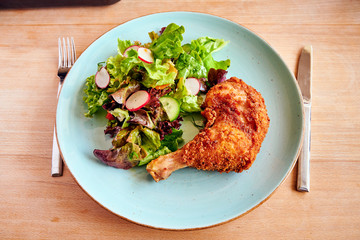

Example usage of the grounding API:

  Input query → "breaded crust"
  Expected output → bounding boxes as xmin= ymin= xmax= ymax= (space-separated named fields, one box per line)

xmin=182 ymin=77 xmax=270 ymax=172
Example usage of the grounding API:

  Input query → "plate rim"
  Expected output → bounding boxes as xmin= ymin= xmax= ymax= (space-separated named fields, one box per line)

xmin=56 ymin=11 xmax=304 ymax=230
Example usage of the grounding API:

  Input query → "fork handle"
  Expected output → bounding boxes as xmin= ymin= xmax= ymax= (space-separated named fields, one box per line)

xmin=51 ymin=126 xmax=63 ymax=176
xmin=52 ymin=80 xmax=64 ymax=177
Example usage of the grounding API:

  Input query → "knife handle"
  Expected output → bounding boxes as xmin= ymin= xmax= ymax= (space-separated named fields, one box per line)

xmin=297 ymin=103 xmax=311 ymax=192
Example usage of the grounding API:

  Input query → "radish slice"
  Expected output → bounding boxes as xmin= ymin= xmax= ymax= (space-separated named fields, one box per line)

xmin=95 ymin=67 xmax=110 ymax=89
xmin=138 ymin=47 xmax=154 ymax=64
xmin=185 ymin=77 xmax=201 ymax=95
xmin=124 ymin=45 xmax=139 ymax=58
xmin=125 ymin=90 xmax=151 ymax=111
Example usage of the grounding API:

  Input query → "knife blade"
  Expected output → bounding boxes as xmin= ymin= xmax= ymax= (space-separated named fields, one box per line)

xmin=297 ymin=46 xmax=312 ymax=192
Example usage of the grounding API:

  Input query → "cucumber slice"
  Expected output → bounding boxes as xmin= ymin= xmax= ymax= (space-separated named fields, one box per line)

xmin=159 ymin=97 xmax=180 ymax=122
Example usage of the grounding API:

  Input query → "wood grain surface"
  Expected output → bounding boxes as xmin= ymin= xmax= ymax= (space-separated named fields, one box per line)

xmin=1 ymin=0 xmax=359 ymax=239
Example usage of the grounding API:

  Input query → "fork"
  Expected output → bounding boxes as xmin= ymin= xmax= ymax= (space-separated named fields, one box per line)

xmin=51 ymin=37 xmax=76 ymax=177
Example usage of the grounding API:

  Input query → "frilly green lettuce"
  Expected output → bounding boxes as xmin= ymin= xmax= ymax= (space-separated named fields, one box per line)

xmin=173 ymin=36 xmax=230 ymax=113
xmin=141 ymin=59 xmax=177 ymax=88
xmin=83 ymin=75 xmax=109 ymax=117
xmin=149 ymin=23 xmax=185 ymax=60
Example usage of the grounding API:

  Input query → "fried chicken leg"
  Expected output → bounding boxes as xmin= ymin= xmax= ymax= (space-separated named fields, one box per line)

xmin=147 ymin=77 xmax=270 ymax=182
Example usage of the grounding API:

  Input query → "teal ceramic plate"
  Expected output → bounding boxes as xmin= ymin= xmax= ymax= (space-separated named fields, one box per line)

xmin=56 ymin=12 xmax=303 ymax=230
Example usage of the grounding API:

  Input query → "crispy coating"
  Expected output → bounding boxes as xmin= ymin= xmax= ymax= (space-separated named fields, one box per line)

xmin=183 ymin=77 xmax=270 ymax=172
xmin=147 ymin=77 xmax=270 ymax=181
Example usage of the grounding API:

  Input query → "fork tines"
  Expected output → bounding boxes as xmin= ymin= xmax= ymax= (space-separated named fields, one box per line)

xmin=58 ymin=37 xmax=76 ymax=69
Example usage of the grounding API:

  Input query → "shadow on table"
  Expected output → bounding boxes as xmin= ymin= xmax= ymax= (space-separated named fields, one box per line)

xmin=0 ymin=0 xmax=120 ymax=9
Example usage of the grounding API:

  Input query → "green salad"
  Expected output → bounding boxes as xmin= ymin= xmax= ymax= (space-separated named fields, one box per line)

xmin=83 ymin=23 xmax=230 ymax=169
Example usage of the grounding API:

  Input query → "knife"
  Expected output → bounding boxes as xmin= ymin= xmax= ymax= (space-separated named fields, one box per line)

xmin=297 ymin=46 xmax=313 ymax=192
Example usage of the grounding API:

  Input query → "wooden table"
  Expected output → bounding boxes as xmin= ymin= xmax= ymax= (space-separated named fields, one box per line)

xmin=1 ymin=0 xmax=359 ymax=239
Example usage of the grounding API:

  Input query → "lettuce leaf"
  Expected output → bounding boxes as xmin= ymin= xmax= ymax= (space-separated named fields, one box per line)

xmin=112 ymin=128 xmax=131 ymax=148
xmin=175 ymin=37 xmax=230 ymax=81
xmin=140 ymin=127 xmax=161 ymax=149
xmin=138 ymin=128 xmax=184 ymax=166
xmin=172 ymin=77 xmax=189 ymax=100
xmin=149 ymin=23 xmax=185 ymax=60
xmin=175 ymin=51 xmax=207 ymax=80
xmin=106 ymin=51 xmax=141 ymax=81
xmin=109 ymin=108 xmax=130 ymax=128
xmin=160 ymin=128 xmax=184 ymax=152
xmin=109 ymin=45 xmax=178 ymax=88
xmin=141 ymin=59 xmax=177 ymax=88
xmin=93 ymin=142 xmax=141 ymax=169
xmin=106 ymin=126 xmax=163 ymax=167
xmin=117 ymin=39 xmax=133 ymax=55
xmin=180 ymin=95 xmax=202 ymax=113
xmin=106 ymin=39 xmax=142 ymax=81
xmin=172 ymin=37 xmax=230 ymax=113
xmin=128 ymin=109 xmax=155 ymax=129
xmin=190 ymin=37 xmax=230 ymax=71
xmin=106 ymin=55 xmax=123 ymax=79
xmin=138 ymin=146 xmax=171 ymax=166
xmin=83 ymin=75 xmax=109 ymax=117
xmin=172 ymin=77 xmax=202 ymax=113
